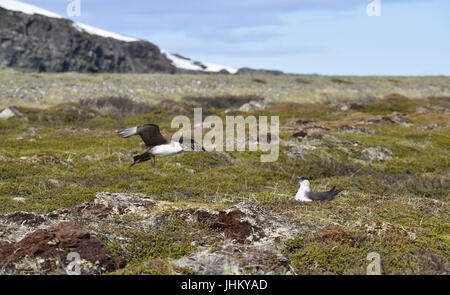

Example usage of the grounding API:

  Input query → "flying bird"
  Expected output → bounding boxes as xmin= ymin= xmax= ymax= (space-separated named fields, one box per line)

xmin=295 ymin=177 xmax=343 ymax=202
xmin=117 ymin=124 xmax=204 ymax=168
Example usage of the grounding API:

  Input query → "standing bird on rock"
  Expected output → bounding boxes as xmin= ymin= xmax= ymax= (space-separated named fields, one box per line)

xmin=117 ymin=124 xmax=204 ymax=168
xmin=295 ymin=177 xmax=343 ymax=202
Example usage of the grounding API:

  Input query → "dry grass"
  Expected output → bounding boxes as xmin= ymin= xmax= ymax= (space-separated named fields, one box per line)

xmin=0 ymin=68 xmax=449 ymax=108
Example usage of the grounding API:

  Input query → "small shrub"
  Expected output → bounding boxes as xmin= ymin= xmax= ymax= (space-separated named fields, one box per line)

xmin=295 ymin=77 xmax=311 ymax=84
xmin=184 ymin=95 xmax=264 ymax=109
xmin=80 ymin=96 xmax=153 ymax=117
xmin=251 ymin=78 xmax=267 ymax=84
xmin=331 ymin=78 xmax=353 ymax=85
xmin=362 ymin=93 xmax=414 ymax=114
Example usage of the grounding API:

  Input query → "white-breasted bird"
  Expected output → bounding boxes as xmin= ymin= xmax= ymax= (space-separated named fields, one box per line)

xmin=117 ymin=124 xmax=204 ymax=168
xmin=295 ymin=177 xmax=343 ymax=202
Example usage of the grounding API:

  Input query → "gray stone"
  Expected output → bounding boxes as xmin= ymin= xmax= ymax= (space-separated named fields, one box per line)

xmin=0 ymin=107 xmax=22 ymax=120
xmin=417 ymin=123 xmax=438 ymax=131
xmin=238 ymin=100 xmax=265 ymax=112
xmin=283 ymin=144 xmax=317 ymax=160
xmin=361 ymin=146 xmax=393 ymax=161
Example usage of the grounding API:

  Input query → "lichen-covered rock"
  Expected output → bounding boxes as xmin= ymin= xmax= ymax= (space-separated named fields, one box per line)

xmin=338 ymin=125 xmax=375 ymax=135
xmin=416 ymin=123 xmax=439 ymax=131
xmin=173 ymin=202 xmax=301 ymax=274
xmin=238 ymin=100 xmax=265 ymax=112
xmin=174 ymin=243 xmax=290 ymax=275
xmin=361 ymin=146 xmax=393 ymax=161
xmin=283 ymin=144 xmax=317 ymax=160
xmin=365 ymin=113 xmax=411 ymax=126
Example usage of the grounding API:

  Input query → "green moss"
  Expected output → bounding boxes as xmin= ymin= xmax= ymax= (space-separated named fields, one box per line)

xmin=331 ymin=78 xmax=353 ymax=85
xmin=106 ymin=220 xmax=198 ymax=264
xmin=85 ymin=117 xmax=119 ymax=129
xmin=362 ymin=93 xmax=415 ymax=114
xmin=109 ymin=260 xmax=196 ymax=275
xmin=286 ymin=226 xmax=449 ymax=274
xmin=295 ymin=77 xmax=311 ymax=84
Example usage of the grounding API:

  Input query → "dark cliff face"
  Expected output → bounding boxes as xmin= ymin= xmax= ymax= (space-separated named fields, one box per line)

xmin=0 ymin=8 xmax=177 ymax=73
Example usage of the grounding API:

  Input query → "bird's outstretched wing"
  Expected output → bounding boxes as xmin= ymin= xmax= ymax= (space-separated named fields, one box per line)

xmin=306 ymin=187 xmax=343 ymax=201
xmin=118 ymin=124 xmax=168 ymax=147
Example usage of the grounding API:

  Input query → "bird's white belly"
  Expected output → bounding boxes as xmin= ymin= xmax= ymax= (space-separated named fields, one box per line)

xmin=150 ymin=144 xmax=182 ymax=156
xmin=295 ymin=195 xmax=312 ymax=202
xmin=295 ymin=189 xmax=312 ymax=202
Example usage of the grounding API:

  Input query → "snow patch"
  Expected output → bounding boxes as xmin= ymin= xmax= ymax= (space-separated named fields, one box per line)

xmin=0 ymin=0 xmax=61 ymax=18
xmin=73 ymin=23 xmax=139 ymax=42
xmin=161 ymin=50 xmax=237 ymax=74
xmin=160 ymin=50 xmax=204 ymax=71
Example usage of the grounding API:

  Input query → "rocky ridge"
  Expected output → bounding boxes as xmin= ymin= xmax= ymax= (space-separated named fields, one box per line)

xmin=0 ymin=7 xmax=176 ymax=73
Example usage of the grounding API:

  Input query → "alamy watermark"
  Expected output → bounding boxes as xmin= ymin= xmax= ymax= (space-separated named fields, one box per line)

xmin=66 ymin=0 xmax=81 ymax=17
xmin=367 ymin=0 xmax=381 ymax=16
xmin=366 ymin=252 xmax=382 ymax=275
xmin=171 ymin=108 xmax=280 ymax=162
xmin=66 ymin=251 xmax=82 ymax=275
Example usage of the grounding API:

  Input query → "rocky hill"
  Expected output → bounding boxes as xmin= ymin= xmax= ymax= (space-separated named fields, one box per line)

xmin=0 ymin=0 xmax=245 ymax=74
xmin=0 ymin=7 xmax=178 ymax=73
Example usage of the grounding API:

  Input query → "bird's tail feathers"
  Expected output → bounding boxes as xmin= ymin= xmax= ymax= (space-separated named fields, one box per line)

xmin=117 ymin=126 xmax=138 ymax=138
xmin=129 ymin=152 xmax=151 ymax=168
xmin=330 ymin=189 xmax=344 ymax=200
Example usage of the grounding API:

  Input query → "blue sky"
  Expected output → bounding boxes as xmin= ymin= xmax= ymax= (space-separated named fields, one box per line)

xmin=24 ymin=0 xmax=450 ymax=75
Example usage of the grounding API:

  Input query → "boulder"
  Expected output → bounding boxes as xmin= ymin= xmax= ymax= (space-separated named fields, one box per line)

xmin=0 ymin=107 xmax=22 ymax=120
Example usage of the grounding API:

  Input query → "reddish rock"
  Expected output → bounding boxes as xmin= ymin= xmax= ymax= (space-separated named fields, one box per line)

xmin=0 ymin=222 xmax=125 ymax=274
xmin=209 ymin=210 xmax=254 ymax=243
xmin=292 ymin=131 xmax=307 ymax=138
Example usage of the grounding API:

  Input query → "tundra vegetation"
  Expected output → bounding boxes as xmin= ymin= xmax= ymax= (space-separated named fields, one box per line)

xmin=0 ymin=69 xmax=448 ymax=274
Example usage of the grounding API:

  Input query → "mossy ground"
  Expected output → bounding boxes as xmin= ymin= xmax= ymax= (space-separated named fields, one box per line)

xmin=0 ymin=92 xmax=448 ymax=274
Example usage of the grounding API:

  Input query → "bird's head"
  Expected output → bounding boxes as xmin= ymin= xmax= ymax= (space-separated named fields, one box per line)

xmin=297 ymin=176 xmax=310 ymax=186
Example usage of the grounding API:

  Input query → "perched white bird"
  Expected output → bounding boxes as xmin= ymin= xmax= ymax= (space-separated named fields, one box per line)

xmin=295 ymin=177 xmax=343 ymax=202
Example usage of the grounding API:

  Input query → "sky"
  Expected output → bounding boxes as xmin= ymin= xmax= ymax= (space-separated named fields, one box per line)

xmin=16 ymin=0 xmax=450 ymax=75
